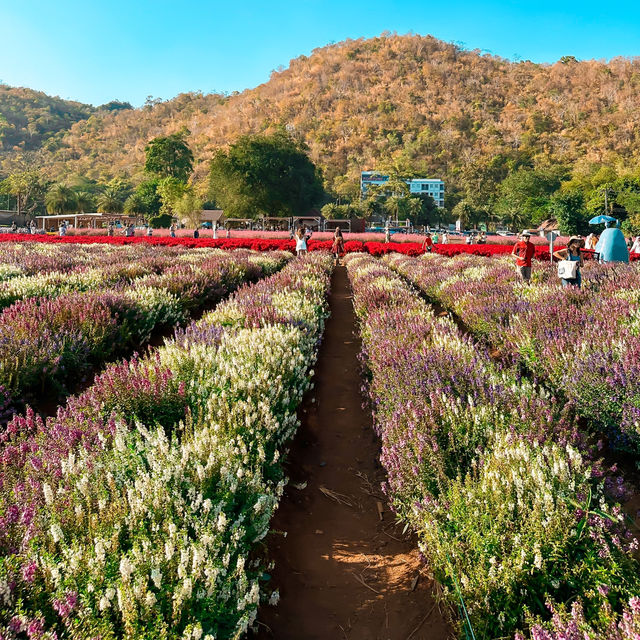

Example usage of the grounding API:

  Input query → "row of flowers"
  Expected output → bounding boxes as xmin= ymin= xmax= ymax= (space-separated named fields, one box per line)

xmin=386 ymin=253 xmax=640 ymax=454
xmin=0 ymin=253 xmax=333 ymax=639
xmin=344 ymin=253 xmax=640 ymax=639
xmin=0 ymin=250 xmax=289 ymax=410
xmin=0 ymin=233 xmax=597 ymax=260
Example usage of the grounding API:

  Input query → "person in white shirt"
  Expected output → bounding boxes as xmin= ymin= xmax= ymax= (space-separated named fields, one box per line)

xmin=441 ymin=232 xmax=448 ymax=244
xmin=631 ymin=235 xmax=640 ymax=254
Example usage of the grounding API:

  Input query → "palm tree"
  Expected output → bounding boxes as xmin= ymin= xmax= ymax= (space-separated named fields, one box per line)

xmin=75 ymin=191 xmax=95 ymax=213
xmin=45 ymin=184 xmax=77 ymax=214
xmin=97 ymin=187 xmax=123 ymax=214
xmin=124 ymin=193 xmax=146 ymax=215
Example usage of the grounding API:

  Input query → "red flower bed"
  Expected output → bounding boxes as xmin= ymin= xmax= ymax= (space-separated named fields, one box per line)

xmin=3 ymin=234 xmax=634 ymax=261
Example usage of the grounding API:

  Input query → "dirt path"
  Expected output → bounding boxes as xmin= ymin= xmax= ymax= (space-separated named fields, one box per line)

xmin=255 ymin=266 xmax=452 ymax=640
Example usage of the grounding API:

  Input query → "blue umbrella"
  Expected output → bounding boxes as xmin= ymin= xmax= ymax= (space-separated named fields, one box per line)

xmin=589 ymin=215 xmax=617 ymax=225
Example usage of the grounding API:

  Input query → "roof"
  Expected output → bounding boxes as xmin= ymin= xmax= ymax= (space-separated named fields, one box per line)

xmin=536 ymin=218 xmax=559 ymax=231
xmin=200 ymin=210 xmax=224 ymax=222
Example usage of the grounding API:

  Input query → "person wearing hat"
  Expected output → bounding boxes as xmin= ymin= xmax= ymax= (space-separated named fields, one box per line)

xmin=511 ymin=231 xmax=535 ymax=281
xmin=554 ymin=236 xmax=584 ymax=287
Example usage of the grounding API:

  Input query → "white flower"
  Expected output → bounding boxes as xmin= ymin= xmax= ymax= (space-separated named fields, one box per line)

xmin=43 ymin=483 xmax=54 ymax=505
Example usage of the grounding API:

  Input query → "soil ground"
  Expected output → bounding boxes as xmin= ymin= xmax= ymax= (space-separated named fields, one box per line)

xmin=255 ymin=266 xmax=452 ymax=640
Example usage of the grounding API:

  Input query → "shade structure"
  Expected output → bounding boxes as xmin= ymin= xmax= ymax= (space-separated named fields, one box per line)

xmin=589 ymin=215 xmax=617 ymax=224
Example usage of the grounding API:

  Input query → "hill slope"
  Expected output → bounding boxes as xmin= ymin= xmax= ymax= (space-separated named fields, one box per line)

xmin=2 ymin=34 xmax=640 ymax=196
xmin=0 ymin=85 xmax=96 ymax=153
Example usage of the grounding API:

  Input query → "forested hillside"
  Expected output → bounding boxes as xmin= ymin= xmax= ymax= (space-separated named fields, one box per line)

xmin=0 ymin=85 xmax=96 ymax=152
xmin=2 ymin=34 xmax=640 ymax=204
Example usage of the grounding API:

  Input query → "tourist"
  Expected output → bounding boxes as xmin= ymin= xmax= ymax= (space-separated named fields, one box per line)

xmin=479 ymin=231 xmax=487 ymax=244
xmin=432 ymin=230 xmax=440 ymax=244
xmin=511 ymin=230 xmax=535 ymax=282
xmin=465 ymin=233 xmax=472 ymax=245
xmin=422 ymin=233 xmax=433 ymax=253
xmin=10 ymin=222 xmax=16 ymax=233
xmin=631 ymin=235 xmax=640 ymax=254
xmin=30 ymin=221 xmax=37 ymax=235
xmin=384 ymin=227 xmax=391 ymax=243
xmin=289 ymin=228 xmax=294 ymax=240
xmin=295 ymin=227 xmax=307 ymax=256
xmin=441 ymin=231 xmax=448 ymax=244
xmin=332 ymin=228 xmax=345 ymax=265
xmin=169 ymin=223 xmax=176 ymax=238
xmin=585 ymin=232 xmax=598 ymax=251
xmin=193 ymin=227 xmax=199 ymax=239
xmin=595 ymin=220 xmax=629 ymax=263
xmin=226 ymin=227 xmax=231 ymax=239
xmin=554 ymin=236 xmax=584 ymax=288
xmin=146 ymin=226 xmax=153 ymax=237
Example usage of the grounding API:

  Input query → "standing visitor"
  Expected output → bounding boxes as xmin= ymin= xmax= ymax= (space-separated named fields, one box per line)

xmin=226 ymin=227 xmax=231 ymax=239
xmin=432 ymin=230 xmax=440 ymax=244
xmin=554 ymin=236 xmax=584 ymax=288
xmin=289 ymin=227 xmax=294 ymax=240
xmin=146 ymin=226 xmax=153 ymax=237
xmin=511 ymin=231 xmax=535 ymax=282
xmin=193 ymin=227 xmax=199 ymax=239
xmin=384 ymin=227 xmax=391 ymax=243
xmin=631 ymin=235 xmax=640 ymax=254
xmin=595 ymin=221 xmax=629 ymax=263
xmin=585 ymin=232 xmax=598 ymax=250
xmin=30 ymin=221 xmax=37 ymax=235
xmin=332 ymin=228 xmax=345 ymax=266
xmin=169 ymin=223 xmax=176 ymax=238
xmin=441 ymin=231 xmax=448 ymax=244
xmin=465 ymin=233 xmax=473 ymax=245
xmin=422 ymin=234 xmax=433 ymax=253
xmin=295 ymin=227 xmax=308 ymax=256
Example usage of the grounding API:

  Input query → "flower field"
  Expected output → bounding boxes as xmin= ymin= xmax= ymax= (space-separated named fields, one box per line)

xmin=386 ymin=253 xmax=640 ymax=454
xmin=0 ymin=244 xmax=289 ymax=411
xmin=345 ymin=253 xmax=640 ymax=639
xmin=0 ymin=253 xmax=332 ymax=639
xmin=0 ymin=232 xmax=600 ymax=260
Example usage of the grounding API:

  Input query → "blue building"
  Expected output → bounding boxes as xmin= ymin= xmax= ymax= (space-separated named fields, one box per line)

xmin=360 ymin=171 xmax=445 ymax=208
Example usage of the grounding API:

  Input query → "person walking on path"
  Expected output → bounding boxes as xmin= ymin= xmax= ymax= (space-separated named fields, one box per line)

xmin=511 ymin=230 xmax=535 ymax=281
xmin=295 ymin=227 xmax=308 ymax=256
xmin=554 ymin=236 xmax=584 ymax=288
xmin=331 ymin=228 xmax=345 ymax=265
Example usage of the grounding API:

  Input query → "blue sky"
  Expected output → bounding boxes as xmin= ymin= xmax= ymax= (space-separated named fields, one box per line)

xmin=1 ymin=0 xmax=640 ymax=107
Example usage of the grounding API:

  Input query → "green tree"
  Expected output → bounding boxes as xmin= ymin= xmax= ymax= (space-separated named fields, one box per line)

xmin=549 ymin=192 xmax=589 ymax=236
xmin=144 ymin=129 xmax=194 ymax=182
xmin=0 ymin=169 xmax=49 ymax=215
xmin=97 ymin=187 xmax=123 ymax=213
xmin=124 ymin=193 xmax=147 ymax=215
xmin=495 ymin=167 xmax=564 ymax=229
xmin=45 ymin=184 xmax=77 ymax=214
xmin=208 ymin=130 xmax=324 ymax=218
xmin=74 ymin=191 xmax=94 ymax=213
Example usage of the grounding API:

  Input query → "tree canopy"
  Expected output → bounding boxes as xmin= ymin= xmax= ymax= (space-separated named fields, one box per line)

xmin=208 ymin=131 xmax=324 ymax=218
xmin=144 ymin=129 xmax=194 ymax=182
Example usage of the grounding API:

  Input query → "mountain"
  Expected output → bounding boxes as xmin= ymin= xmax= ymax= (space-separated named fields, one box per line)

xmin=2 ymin=34 xmax=640 ymax=198
xmin=0 ymin=85 xmax=95 ymax=153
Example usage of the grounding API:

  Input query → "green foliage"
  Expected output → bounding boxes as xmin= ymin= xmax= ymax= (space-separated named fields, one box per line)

xmin=208 ymin=130 xmax=324 ymax=218
xmin=321 ymin=203 xmax=362 ymax=219
xmin=124 ymin=179 xmax=162 ymax=218
xmin=495 ymin=166 xmax=566 ymax=228
xmin=97 ymin=100 xmax=133 ymax=112
xmin=0 ymin=169 xmax=49 ymax=214
xmin=148 ymin=213 xmax=173 ymax=228
xmin=97 ymin=187 xmax=124 ymax=214
xmin=549 ymin=191 xmax=590 ymax=235
xmin=144 ymin=129 xmax=194 ymax=182
xmin=0 ymin=85 xmax=93 ymax=151
xmin=45 ymin=183 xmax=77 ymax=214
xmin=74 ymin=190 xmax=95 ymax=213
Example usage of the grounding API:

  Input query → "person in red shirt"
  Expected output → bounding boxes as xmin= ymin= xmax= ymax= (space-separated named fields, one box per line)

xmin=511 ymin=231 xmax=535 ymax=281
xmin=422 ymin=234 xmax=433 ymax=253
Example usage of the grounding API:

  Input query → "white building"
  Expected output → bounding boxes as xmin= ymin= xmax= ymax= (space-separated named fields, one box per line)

xmin=360 ymin=172 xmax=445 ymax=208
